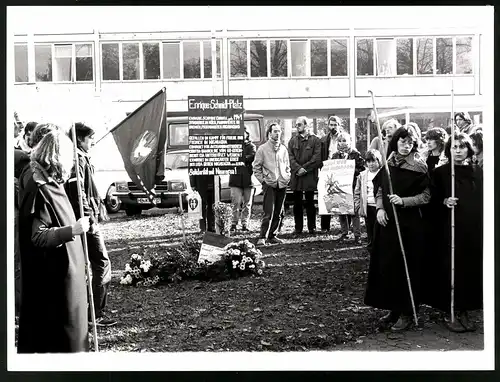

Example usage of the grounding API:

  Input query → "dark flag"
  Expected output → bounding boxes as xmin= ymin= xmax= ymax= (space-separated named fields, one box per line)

xmin=111 ymin=88 xmax=167 ymax=204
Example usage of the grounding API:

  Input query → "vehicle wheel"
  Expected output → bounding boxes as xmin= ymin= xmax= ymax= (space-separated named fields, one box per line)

xmin=125 ymin=205 xmax=142 ymax=216
xmin=105 ymin=185 xmax=121 ymax=214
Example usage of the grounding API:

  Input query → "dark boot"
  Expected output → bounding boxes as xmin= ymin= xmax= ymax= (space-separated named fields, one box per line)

xmin=391 ymin=315 xmax=413 ymax=332
xmin=457 ymin=311 xmax=476 ymax=332
xmin=379 ymin=311 xmax=400 ymax=326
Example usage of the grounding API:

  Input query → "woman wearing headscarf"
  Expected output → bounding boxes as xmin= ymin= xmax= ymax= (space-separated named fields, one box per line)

xmin=454 ymin=112 xmax=476 ymax=135
xmin=470 ymin=130 xmax=483 ymax=168
xmin=364 ymin=125 xmax=430 ymax=332
xmin=17 ymin=129 xmax=90 ymax=353
xmin=423 ymin=132 xmax=483 ymax=332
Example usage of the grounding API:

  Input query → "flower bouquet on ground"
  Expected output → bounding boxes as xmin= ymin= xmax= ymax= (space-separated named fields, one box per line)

xmin=223 ymin=239 xmax=265 ymax=278
xmin=213 ymin=201 xmax=233 ymax=236
xmin=120 ymin=253 xmax=161 ymax=287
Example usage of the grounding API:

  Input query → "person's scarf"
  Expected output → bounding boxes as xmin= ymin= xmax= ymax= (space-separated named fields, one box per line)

xmin=387 ymin=151 xmax=428 ymax=173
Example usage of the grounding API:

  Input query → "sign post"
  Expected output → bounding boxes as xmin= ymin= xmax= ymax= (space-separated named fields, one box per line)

xmin=187 ymin=96 xmax=245 ymax=234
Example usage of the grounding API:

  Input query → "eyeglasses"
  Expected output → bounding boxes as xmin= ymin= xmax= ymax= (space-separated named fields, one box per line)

xmin=329 ymin=123 xmax=339 ymax=127
xmin=295 ymin=123 xmax=303 ymax=127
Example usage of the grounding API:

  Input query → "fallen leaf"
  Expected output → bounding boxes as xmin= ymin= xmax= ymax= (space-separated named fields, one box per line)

xmin=253 ymin=308 xmax=262 ymax=312
xmin=111 ymin=310 xmax=118 ymax=314
xmin=273 ymin=330 xmax=282 ymax=334
xmin=189 ymin=325 xmax=198 ymax=329
xmin=318 ymin=324 xmax=325 ymax=328
xmin=318 ymin=334 xmax=327 ymax=339
xmin=355 ymin=339 xmax=364 ymax=344
xmin=298 ymin=328 xmax=308 ymax=332
xmin=261 ymin=340 xmax=271 ymax=346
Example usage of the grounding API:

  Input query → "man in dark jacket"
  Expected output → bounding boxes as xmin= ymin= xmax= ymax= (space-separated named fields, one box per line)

xmin=320 ymin=116 xmax=344 ymax=232
xmin=66 ymin=122 xmax=116 ymax=327
xmin=288 ymin=117 xmax=322 ymax=234
xmin=229 ymin=126 xmax=256 ymax=232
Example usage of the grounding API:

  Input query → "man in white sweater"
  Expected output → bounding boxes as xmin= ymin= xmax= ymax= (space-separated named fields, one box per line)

xmin=252 ymin=123 xmax=291 ymax=246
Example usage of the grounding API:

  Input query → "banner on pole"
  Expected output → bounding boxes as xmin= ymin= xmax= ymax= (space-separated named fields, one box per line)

xmin=318 ymin=159 xmax=355 ymax=215
xmin=111 ymin=89 xmax=167 ymax=204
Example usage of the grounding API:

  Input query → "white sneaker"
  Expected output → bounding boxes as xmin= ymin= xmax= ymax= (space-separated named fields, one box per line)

xmin=256 ymin=238 xmax=266 ymax=246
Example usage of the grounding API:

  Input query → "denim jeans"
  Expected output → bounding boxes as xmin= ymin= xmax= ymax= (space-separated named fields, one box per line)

xmin=259 ymin=185 xmax=287 ymax=239
xmin=231 ymin=187 xmax=254 ymax=227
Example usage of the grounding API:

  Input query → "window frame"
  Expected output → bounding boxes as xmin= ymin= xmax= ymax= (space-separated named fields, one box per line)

xmin=101 ymin=40 xmax=221 ymax=82
xmin=14 ymin=43 xmax=29 ymax=83
xmin=355 ymin=35 xmax=474 ymax=77
xmin=33 ymin=42 xmax=94 ymax=83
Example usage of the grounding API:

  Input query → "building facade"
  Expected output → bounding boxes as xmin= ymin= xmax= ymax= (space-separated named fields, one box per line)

xmin=10 ymin=7 xmax=488 ymax=153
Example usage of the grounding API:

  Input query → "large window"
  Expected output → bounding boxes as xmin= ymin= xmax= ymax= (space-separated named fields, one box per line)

xmin=416 ymin=38 xmax=434 ymax=75
xmin=54 ymin=44 xmax=73 ymax=82
xmin=102 ymin=43 xmax=120 ymax=80
xmin=14 ymin=44 xmax=28 ymax=82
xmin=183 ymin=41 xmax=201 ymax=79
xmin=331 ymin=39 xmax=347 ymax=76
xmin=76 ymin=44 xmax=93 ymax=81
xmin=456 ymin=37 xmax=473 ymax=74
xmin=35 ymin=45 xmax=52 ymax=82
xmin=163 ymin=42 xmax=180 ymax=79
xmin=250 ymin=40 xmax=267 ymax=77
xmin=203 ymin=40 xmax=221 ymax=78
xmin=270 ymin=40 xmax=287 ymax=77
xmin=290 ymin=40 xmax=307 ymax=77
xmin=375 ymin=39 xmax=396 ymax=76
xmin=230 ymin=40 xmax=247 ymax=77
xmin=357 ymin=39 xmax=373 ymax=76
xmin=122 ymin=43 xmax=140 ymax=80
xmin=310 ymin=39 xmax=327 ymax=77
xmin=436 ymin=37 xmax=453 ymax=75
xmin=357 ymin=36 xmax=473 ymax=76
xmin=143 ymin=43 xmax=160 ymax=80
xmin=396 ymin=38 xmax=413 ymax=75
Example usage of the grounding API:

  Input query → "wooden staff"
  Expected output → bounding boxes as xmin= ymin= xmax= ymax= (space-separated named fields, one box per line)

xmin=178 ymin=192 xmax=186 ymax=242
xmin=368 ymin=90 xmax=418 ymax=326
xmin=450 ymin=83 xmax=456 ymax=323
xmin=71 ymin=122 xmax=99 ymax=352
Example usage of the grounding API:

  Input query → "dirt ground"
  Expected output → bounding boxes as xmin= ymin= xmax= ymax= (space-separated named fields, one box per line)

xmin=88 ymin=205 xmax=484 ymax=353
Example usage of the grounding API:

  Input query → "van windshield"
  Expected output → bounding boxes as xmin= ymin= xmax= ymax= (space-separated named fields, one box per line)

xmin=168 ymin=119 xmax=261 ymax=148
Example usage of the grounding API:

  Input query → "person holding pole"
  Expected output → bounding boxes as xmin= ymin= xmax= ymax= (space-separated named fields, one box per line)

xmin=17 ymin=129 xmax=90 ymax=353
xmin=66 ymin=123 xmax=117 ymax=327
xmin=364 ymin=125 xmax=430 ymax=331
xmin=423 ymin=132 xmax=483 ymax=332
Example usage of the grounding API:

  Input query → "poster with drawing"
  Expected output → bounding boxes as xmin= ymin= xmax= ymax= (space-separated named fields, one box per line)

xmin=318 ymin=159 xmax=355 ymax=215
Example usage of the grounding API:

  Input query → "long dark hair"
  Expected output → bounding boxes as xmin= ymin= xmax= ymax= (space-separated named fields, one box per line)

xmin=444 ymin=132 xmax=475 ymax=161
xmin=388 ymin=126 xmax=420 ymax=156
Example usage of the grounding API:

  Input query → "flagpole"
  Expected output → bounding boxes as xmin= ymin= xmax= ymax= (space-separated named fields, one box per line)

xmin=71 ymin=122 xmax=99 ymax=352
xmin=450 ymin=82 xmax=456 ymax=324
xmin=211 ymin=26 xmax=221 ymax=234
xmin=94 ymin=87 xmax=166 ymax=146
xmin=368 ymin=90 xmax=419 ymax=327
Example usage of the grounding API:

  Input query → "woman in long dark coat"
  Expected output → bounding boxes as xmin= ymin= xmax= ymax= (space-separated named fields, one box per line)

xmin=364 ymin=125 xmax=430 ymax=332
xmin=18 ymin=129 xmax=90 ymax=353
xmin=423 ymin=132 xmax=483 ymax=332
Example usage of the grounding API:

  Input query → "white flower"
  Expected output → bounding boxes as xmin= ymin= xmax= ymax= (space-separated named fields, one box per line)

xmin=249 ymin=264 xmax=255 ymax=269
xmin=125 ymin=263 xmax=132 ymax=272
xmin=131 ymin=254 xmax=139 ymax=260
xmin=120 ymin=277 xmax=128 ymax=285
xmin=125 ymin=274 xmax=133 ymax=283
xmin=233 ymin=249 xmax=241 ymax=256
xmin=257 ymin=269 xmax=263 ymax=275
xmin=239 ymin=264 xmax=245 ymax=270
